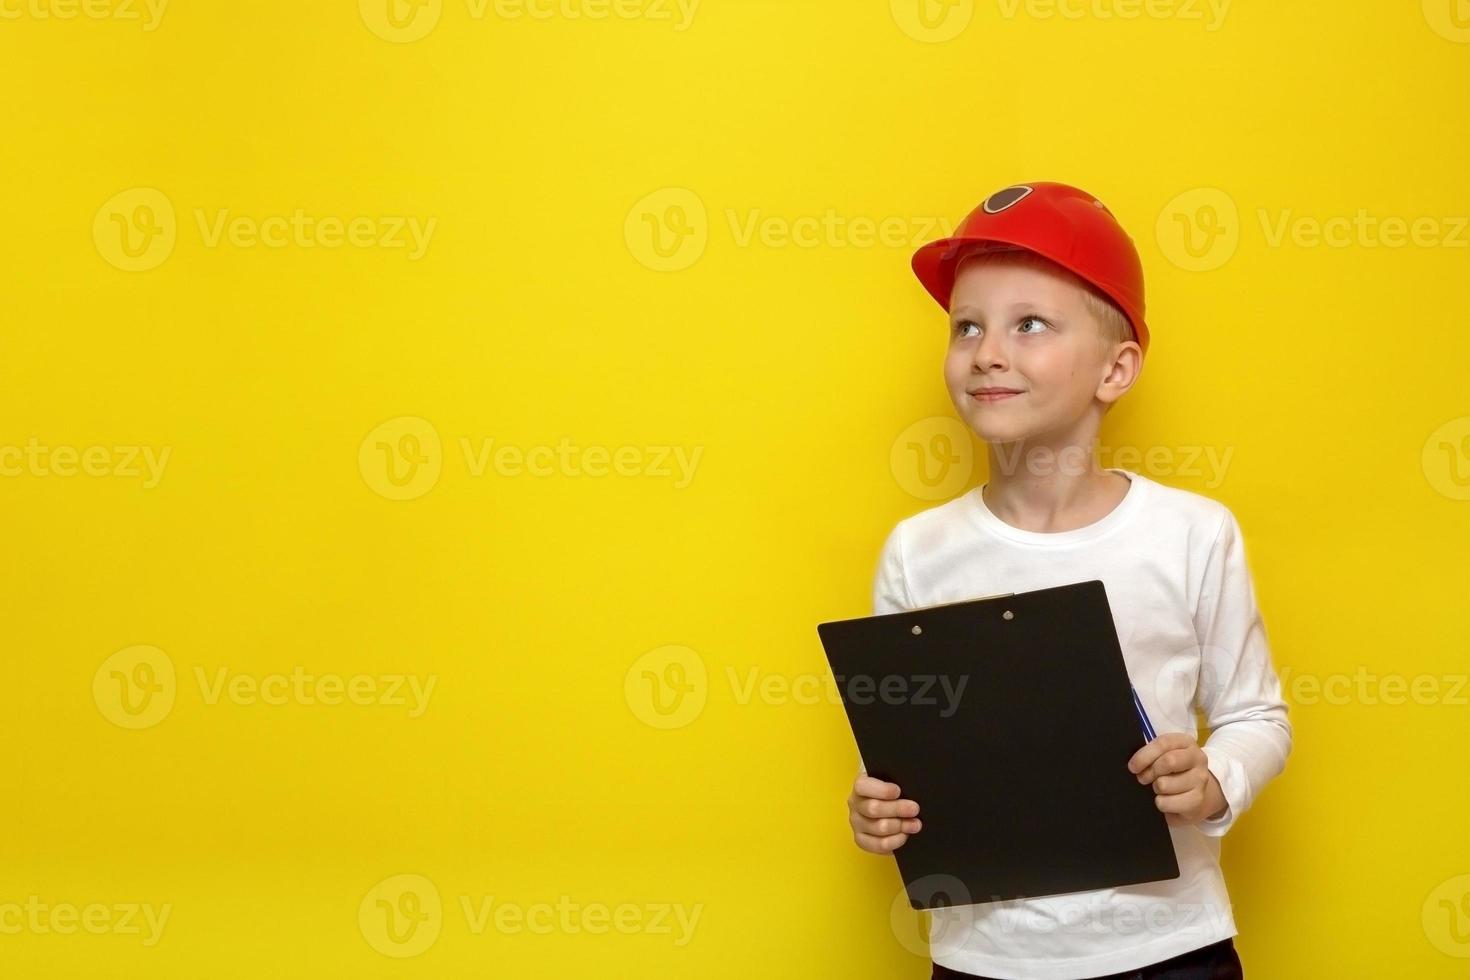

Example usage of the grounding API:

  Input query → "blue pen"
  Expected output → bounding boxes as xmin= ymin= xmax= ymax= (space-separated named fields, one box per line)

xmin=1130 ymin=684 xmax=1156 ymax=742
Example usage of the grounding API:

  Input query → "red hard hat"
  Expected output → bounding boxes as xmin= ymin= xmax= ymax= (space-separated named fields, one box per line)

xmin=911 ymin=182 xmax=1150 ymax=355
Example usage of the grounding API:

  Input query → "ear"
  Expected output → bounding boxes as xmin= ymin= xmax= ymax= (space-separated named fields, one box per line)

xmin=1097 ymin=340 xmax=1143 ymax=406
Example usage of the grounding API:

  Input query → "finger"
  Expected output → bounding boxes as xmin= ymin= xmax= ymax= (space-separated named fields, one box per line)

xmin=1126 ymin=736 xmax=1171 ymax=774
xmin=1151 ymin=770 xmax=1206 ymax=796
xmin=1160 ymin=747 xmax=1200 ymax=774
xmin=1154 ymin=787 xmax=1203 ymax=814
xmin=851 ymin=813 xmax=922 ymax=836
xmin=857 ymin=796 xmax=921 ymax=820
xmin=1138 ymin=747 xmax=1199 ymax=784
xmin=1127 ymin=733 xmax=1190 ymax=774
xmin=855 ymin=831 xmax=910 ymax=853
xmin=854 ymin=776 xmax=901 ymax=800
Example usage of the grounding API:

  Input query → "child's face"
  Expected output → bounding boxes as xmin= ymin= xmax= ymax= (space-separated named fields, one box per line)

xmin=943 ymin=253 xmax=1119 ymax=446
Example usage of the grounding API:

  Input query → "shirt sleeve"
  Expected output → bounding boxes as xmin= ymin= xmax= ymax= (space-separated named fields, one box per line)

xmin=857 ymin=523 xmax=914 ymax=776
xmin=872 ymin=522 xmax=915 ymax=617
xmin=1192 ymin=507 xmax=1293 ymax=837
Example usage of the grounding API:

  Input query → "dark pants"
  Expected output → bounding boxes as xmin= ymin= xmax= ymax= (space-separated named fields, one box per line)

xmin=931 ymin=937 xmax=1243 ymax=980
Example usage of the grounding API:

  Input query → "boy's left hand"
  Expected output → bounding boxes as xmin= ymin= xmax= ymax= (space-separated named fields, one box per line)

xmin=1127 ymin=733 xmax=1229 ymax=826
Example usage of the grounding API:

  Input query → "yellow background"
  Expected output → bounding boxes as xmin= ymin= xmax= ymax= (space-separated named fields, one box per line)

xmin=4 ymin=0 xmax=1469 ymax=976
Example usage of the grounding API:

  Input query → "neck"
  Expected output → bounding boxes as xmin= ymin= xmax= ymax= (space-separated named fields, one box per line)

xmin=982 ymin=430 xmax=1127 ymax=533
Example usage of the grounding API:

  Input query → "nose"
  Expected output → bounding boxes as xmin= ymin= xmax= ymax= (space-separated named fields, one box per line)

xmin=972 ymin=326 xmax=1008 ymax=371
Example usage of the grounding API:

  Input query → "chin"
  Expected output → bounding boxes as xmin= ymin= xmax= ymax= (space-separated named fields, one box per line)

xmin=958 ymin=408 xmax=1030 ymax=444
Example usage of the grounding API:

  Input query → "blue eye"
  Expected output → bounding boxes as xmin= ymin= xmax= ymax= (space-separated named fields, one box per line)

xmin=954 ymin=320 xmax=980 ymax=339
xmin=1018 ymin=316 xmax=1049 ymax=334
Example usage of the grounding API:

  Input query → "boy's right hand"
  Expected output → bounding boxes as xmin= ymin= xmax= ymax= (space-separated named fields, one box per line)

xmin=848 ymin=775 xmax=922 ymax=854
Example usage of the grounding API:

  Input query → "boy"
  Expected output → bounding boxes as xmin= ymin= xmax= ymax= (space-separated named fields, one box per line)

xmin=845 ymin=182 xmax=1291 ymax=979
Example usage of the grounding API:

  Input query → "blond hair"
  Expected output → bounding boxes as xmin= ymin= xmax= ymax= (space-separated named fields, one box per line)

xmin=952 ymin=245 xmax=1135 ymax=355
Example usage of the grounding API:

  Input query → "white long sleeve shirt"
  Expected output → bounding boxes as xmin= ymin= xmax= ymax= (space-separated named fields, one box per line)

xmin=868 ymin=467 xmax=1291 ymax=980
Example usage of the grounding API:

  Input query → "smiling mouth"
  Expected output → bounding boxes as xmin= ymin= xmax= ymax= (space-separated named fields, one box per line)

xmin=970 ymin=389 xmax=1022 ymax=402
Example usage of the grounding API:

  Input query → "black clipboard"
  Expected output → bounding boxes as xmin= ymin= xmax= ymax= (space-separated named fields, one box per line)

xmin=817 ymin=579 xmax=1180 ymax=910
